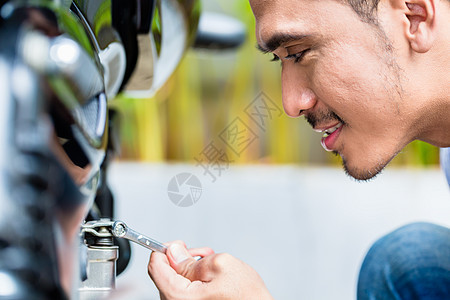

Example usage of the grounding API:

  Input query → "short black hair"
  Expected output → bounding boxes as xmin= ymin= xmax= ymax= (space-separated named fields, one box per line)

xmin=347 ymin=0 xmax=381 ymax=24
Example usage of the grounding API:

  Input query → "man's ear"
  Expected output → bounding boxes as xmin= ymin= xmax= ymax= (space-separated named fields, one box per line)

xmin=403 ymin=0 xmax=436 ymax=53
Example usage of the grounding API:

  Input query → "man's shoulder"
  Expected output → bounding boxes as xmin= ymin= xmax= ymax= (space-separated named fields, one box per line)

xmin=441 ymin=148 xmax=450 ymax=186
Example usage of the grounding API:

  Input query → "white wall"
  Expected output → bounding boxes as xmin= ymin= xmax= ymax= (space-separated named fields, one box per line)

xmin=111 ymin=163 xmax=449 ymax=300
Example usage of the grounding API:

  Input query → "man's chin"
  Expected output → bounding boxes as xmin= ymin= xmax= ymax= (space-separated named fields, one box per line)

xmin=341 ymin=157 xmax=386 ymax=181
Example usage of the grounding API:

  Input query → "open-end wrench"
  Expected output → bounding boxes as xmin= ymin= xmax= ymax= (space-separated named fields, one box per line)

xmin=111 ymin=220 xmax=167 ymax=254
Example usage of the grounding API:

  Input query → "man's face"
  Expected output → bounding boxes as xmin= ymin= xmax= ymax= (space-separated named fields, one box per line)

xmin=250 ymin=0 xmax=414 ymax=180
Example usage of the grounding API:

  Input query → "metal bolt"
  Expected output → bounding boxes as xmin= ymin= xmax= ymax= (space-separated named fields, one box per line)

xmin=113 ymin=223 xmax=126 ymax=237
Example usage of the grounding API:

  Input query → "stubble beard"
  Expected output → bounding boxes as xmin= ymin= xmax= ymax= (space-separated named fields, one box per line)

xmin=341 ymin=155 xmax=385 ymax=181
xmin=305 ymin=25 xmax=404 ymax=182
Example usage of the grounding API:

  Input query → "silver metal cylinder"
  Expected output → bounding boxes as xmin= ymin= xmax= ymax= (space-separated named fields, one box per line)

xmin=79 ymin=245 xmax=118 ymax=300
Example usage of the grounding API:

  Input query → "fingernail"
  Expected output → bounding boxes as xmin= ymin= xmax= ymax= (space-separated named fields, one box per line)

xmin=169 ymin=244 xmax=190 ymax=264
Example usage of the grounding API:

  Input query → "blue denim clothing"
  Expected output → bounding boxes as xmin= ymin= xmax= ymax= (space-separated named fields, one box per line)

xmin=357 ymin=150 xmax=450 ymax=299
xmin=358 ymin=223 xmax=450 ymax=300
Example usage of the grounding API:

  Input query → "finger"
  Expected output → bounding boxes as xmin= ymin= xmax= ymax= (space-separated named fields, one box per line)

xmin=148 ymin=251 xmax=191 ymax=291
xmin=164 ymin=240 xmax=187 ymax=248
xmin=166 ymin=244 xmax=202 ymax=278
xmin=188 ymin=247 xmax=215 ymax=258
xmin=147 ymin=251 xmax=170 ymax=282
xmin=164 ymin=241 xmax=213 ymax=257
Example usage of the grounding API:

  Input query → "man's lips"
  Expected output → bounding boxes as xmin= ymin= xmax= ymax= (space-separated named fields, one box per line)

xmin=313 ymin=122 xmax=343 ymax=152
xmin=313 ymin=122 xmax=343 ymax=135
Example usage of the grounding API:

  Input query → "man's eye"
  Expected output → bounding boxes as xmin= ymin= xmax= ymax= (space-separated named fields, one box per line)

xmin=270 ymin=54 xmax=280 ymax=62
xmin=285 ymin=49 xmax=309 ymax=63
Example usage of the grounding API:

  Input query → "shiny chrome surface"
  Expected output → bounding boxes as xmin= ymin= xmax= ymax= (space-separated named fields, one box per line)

xmin=0 ymin=33 xmax=73 ymax=298
xmin=71 ymin=0 xmax=126 ymax=99
xmin=0 ymin=2 xmax=112 ymax=297
xmin=0 ymin=59 xmax=14 ymax=181
xmin=194 ymin=11 xmax=246 ymax=49
xmin=125 ymin=0 xmax=201 ymax=97
xmin=78 ymin=245 xmax=118 ymax=300
xmin=79 ymin=219 xmax=118 ymax=299
xmin=21 ymin=32 xmax=107 ymax=149
xmin=72 ymin=0 xmax=119 ymax=50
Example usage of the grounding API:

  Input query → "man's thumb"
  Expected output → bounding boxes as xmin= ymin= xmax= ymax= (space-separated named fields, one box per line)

xmin=166 ymin=244 xmax=197 ymax=277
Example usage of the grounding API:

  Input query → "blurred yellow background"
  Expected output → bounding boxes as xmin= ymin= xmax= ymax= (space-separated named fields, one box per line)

xmin=110 ymin=0 xmax=439 ymax=167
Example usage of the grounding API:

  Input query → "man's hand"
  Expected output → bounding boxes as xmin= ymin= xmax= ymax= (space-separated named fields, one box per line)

xmin=148 ymin=241 xmax=273 ymax=300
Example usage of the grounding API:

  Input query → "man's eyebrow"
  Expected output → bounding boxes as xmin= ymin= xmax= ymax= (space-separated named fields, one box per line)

xmin=256 ymin=33 xmax=309 ymax=53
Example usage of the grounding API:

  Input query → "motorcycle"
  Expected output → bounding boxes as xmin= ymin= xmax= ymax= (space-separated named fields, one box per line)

xmin=0 ymin=0 xmax=244 ymax=298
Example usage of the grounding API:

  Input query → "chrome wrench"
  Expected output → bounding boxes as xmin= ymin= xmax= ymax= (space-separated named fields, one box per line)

xmin=111 ymin=220 xmax=167 ymax=253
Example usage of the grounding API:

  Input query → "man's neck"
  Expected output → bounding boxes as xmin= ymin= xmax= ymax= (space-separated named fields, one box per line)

xmin=414 ymin=5 xmax=450 ymax=148
xmin=416 ymin=95 xmax=450 ymax=148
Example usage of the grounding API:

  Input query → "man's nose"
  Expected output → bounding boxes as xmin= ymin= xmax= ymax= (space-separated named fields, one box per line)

xmin=281 ymin=69 xmax=317 ymax=117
